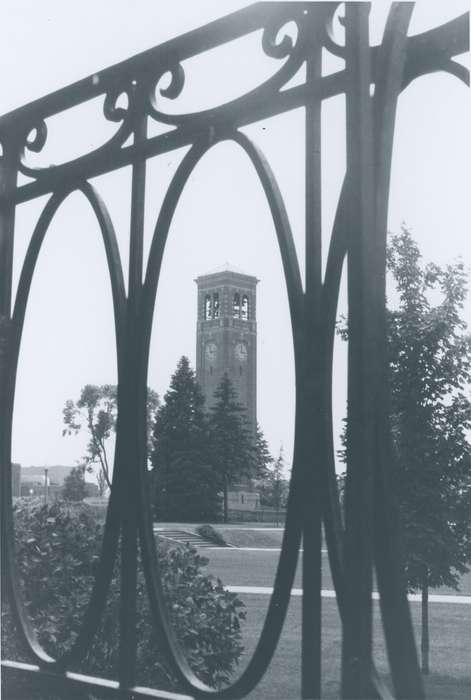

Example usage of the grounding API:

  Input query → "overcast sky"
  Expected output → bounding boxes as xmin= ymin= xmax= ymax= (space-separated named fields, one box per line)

xmin=2 ymin=1 xmax=469 ymax=476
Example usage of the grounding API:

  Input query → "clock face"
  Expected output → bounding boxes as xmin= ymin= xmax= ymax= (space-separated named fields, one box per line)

xmin=205 ymin=342 xmax=218 ymax=361
xmin=235 ymin=342 xmax=248 ymax=362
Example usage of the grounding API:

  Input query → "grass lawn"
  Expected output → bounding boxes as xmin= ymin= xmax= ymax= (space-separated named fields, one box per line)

xmin=201 ymin=548 xmax=471 ymax=596
xmin=153 ymin=525 xmax=471 ymax=697
xmin=203 ymin=548 xmax=303 ymax=587
xmin=161 ymin=523 xmax=471 ymax=596
xmin=228 ymin=596 xmax=471 ymax=700
xmin=218 ymin=528 xmax=284 ymax=548
xmin=196 ymin=545 xmax=471 ymax=699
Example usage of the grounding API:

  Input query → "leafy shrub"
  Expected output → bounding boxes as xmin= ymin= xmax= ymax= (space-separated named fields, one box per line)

xmin=2 ymin=499 xmax=245 ymax=691
xmin=196 ymin=524 xmax=227 ymax=547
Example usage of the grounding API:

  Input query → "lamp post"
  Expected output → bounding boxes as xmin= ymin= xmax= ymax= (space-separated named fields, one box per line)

xmin=44 ymin=468 xmax=49 ymax=505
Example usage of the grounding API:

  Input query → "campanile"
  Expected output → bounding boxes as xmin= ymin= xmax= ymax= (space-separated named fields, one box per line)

xmin=195 ymin=268 xmax=257 ymax=440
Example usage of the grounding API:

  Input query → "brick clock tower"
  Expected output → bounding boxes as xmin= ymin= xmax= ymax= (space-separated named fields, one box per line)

xmin=195 ymin=268 xmax=258 ymax=443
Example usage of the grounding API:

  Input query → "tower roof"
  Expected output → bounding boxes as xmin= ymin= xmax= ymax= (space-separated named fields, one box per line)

xmin=195 ymin=263 xmax=258 ymax=285
xmin=201 ymin=262 xmax=251 ymax=276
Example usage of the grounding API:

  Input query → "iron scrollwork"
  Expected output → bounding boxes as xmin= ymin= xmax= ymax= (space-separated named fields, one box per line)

xmin=17 ymin=82 xmax=137 ymax=180
xmin=0 ymin=3 xmax=469 ymax=699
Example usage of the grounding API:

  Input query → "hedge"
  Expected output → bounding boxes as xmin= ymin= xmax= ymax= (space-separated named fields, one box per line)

xmin=2 ymin=499 xmax=245 ymax=693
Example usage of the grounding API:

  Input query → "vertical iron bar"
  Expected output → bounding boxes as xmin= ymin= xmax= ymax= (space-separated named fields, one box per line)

xmin=0 ymin=143 xmax=17 ymax=317
xmin=302 ymin=7 xmax=323 ymax=699
xmin=342 ymin=4 xmax=377 ymax=698
xmin=118 ymin=103 xmax=147 ymax=689
xmin=371 ymin=6 xmax=425 ymax=697
xmin=0 ymin=141 xmax=18 ymax=604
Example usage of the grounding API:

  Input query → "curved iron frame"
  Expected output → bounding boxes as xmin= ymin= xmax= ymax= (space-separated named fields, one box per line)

xmin=0 ymin=3 xmax=469 ymax=699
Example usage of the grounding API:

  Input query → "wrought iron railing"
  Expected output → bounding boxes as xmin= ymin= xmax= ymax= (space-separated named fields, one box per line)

xmin=1 ymin=3 xmax=468 ymax=698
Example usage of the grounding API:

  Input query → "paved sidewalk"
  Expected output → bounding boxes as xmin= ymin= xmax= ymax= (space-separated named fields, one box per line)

xmin=226 ymin=585 xmax=471 ymax=604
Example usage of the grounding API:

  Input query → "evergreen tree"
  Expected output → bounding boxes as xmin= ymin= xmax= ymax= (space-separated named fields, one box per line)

xmin=255 ymin=446 xmax=289 ymax=520
xmin=62 ymin=466 xmax=87 ymax=502
xmin=254 ymin=424 xmax=273 ymax=479
xmin=271 ymin=447 xmax=287 ymax=521
xmin=151 ymin=357 xmax=221 ymax=522
xmin=208 ymin=374 xmax=255 ymax=523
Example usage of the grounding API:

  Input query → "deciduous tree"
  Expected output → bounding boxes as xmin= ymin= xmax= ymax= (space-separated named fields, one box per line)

xmin=63 ymin=384 xmax=159 ymax=496
xmin=386 ymin=227 xmax=471 ymax=672
xmin=338 ymin=227 xmax=471 ymax=673
xmin=62 ymin=466 xmax=87 ymax=502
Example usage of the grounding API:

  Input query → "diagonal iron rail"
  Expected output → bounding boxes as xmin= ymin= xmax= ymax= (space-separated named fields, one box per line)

xmin=1 ymin=3 xmax=469 ymax=699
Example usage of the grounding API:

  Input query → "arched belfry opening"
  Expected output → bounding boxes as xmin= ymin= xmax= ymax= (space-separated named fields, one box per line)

xmin=204 ymin=294 xmax=212 ymax=320
xmin=233 ymin=292 xmax=240 ymax=318
xmin=213 ymin=292 xmax=220 ymax=318
xmin=241 ymin=294 xmax=249 ymax=320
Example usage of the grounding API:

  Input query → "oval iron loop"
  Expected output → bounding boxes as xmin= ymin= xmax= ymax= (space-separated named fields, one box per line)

xmin=320 ymin=177 xmax=349 ymax=613
xmin=139 ymin=140 xmax=215 ymax=696
xmin=139 ymin=130 xmax=307 ymax=697
xmin=7 ymin=184 xmax=126 ymax=669
xmin=318 ymin=7 xmax=421 ymax=697
xmin=319 ymin=174 xmax=390 ymax=700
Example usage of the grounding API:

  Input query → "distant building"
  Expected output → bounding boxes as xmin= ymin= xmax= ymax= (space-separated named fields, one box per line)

xmin=20 ymin=465 xmax=74 ymax=486
xmin=195 ymin=267 xmax=260 ymax=515
xmin=228 ymin=484 xmax=260 ymax=511
xmin=18 ymin=465 xmax=96 ymax=501
xmin=195 ymin=267 xmax=257 ymax=441
xmin=20 ymin=479 xmax=61 ymax=500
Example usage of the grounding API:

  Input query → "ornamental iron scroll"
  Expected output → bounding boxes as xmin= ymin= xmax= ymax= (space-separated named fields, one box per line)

xmin=0 ymin=3 xmax=469 ymax=699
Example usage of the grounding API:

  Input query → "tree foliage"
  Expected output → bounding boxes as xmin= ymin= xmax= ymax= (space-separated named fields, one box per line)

xmin=1 ymin=499 xmax=245 ymax=690
xmin=337 ymin=227 xmax=471 ymax=672
xmin=254 ymin=423 xmax=274 ymax=480
xmin=151 ymin=357 xmax=221 ymax=522
xmin=151 ymin=359 xmax=272 ymax=523
xmin=62 ymin=466 xmax=87 ymax=502
xmin=63 ymin=384 xmax=159 ymax=496
xmin=255 ymin=446 xmax=289 ymax=511
xmin=208 ymin=374 xmax=256 ymax=522
xmin=387 ymin=227 xmax=471 ymax=592
xmin=337 ymin=228 xmax=471 ymax=591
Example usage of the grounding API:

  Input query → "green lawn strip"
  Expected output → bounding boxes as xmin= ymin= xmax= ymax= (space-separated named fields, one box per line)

xmin=217 ymin=523 xmax=286 ymax=529
xmin=156 ymin=523 xmax=471 ymax=597
xmin=203 ymin=549 xmax=301 ymax=588
xmin=225 ymin=595 xmax=470 ymax=700
xmin=235 ymin=593 xmax=302 ymax=700
xmin=202 ymin=548 xmax=471 ymax=598
xmin=217 ymin=529 xmax=284 ymax=548
xmin=372 ymin=601 xmax=471 ymax=699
